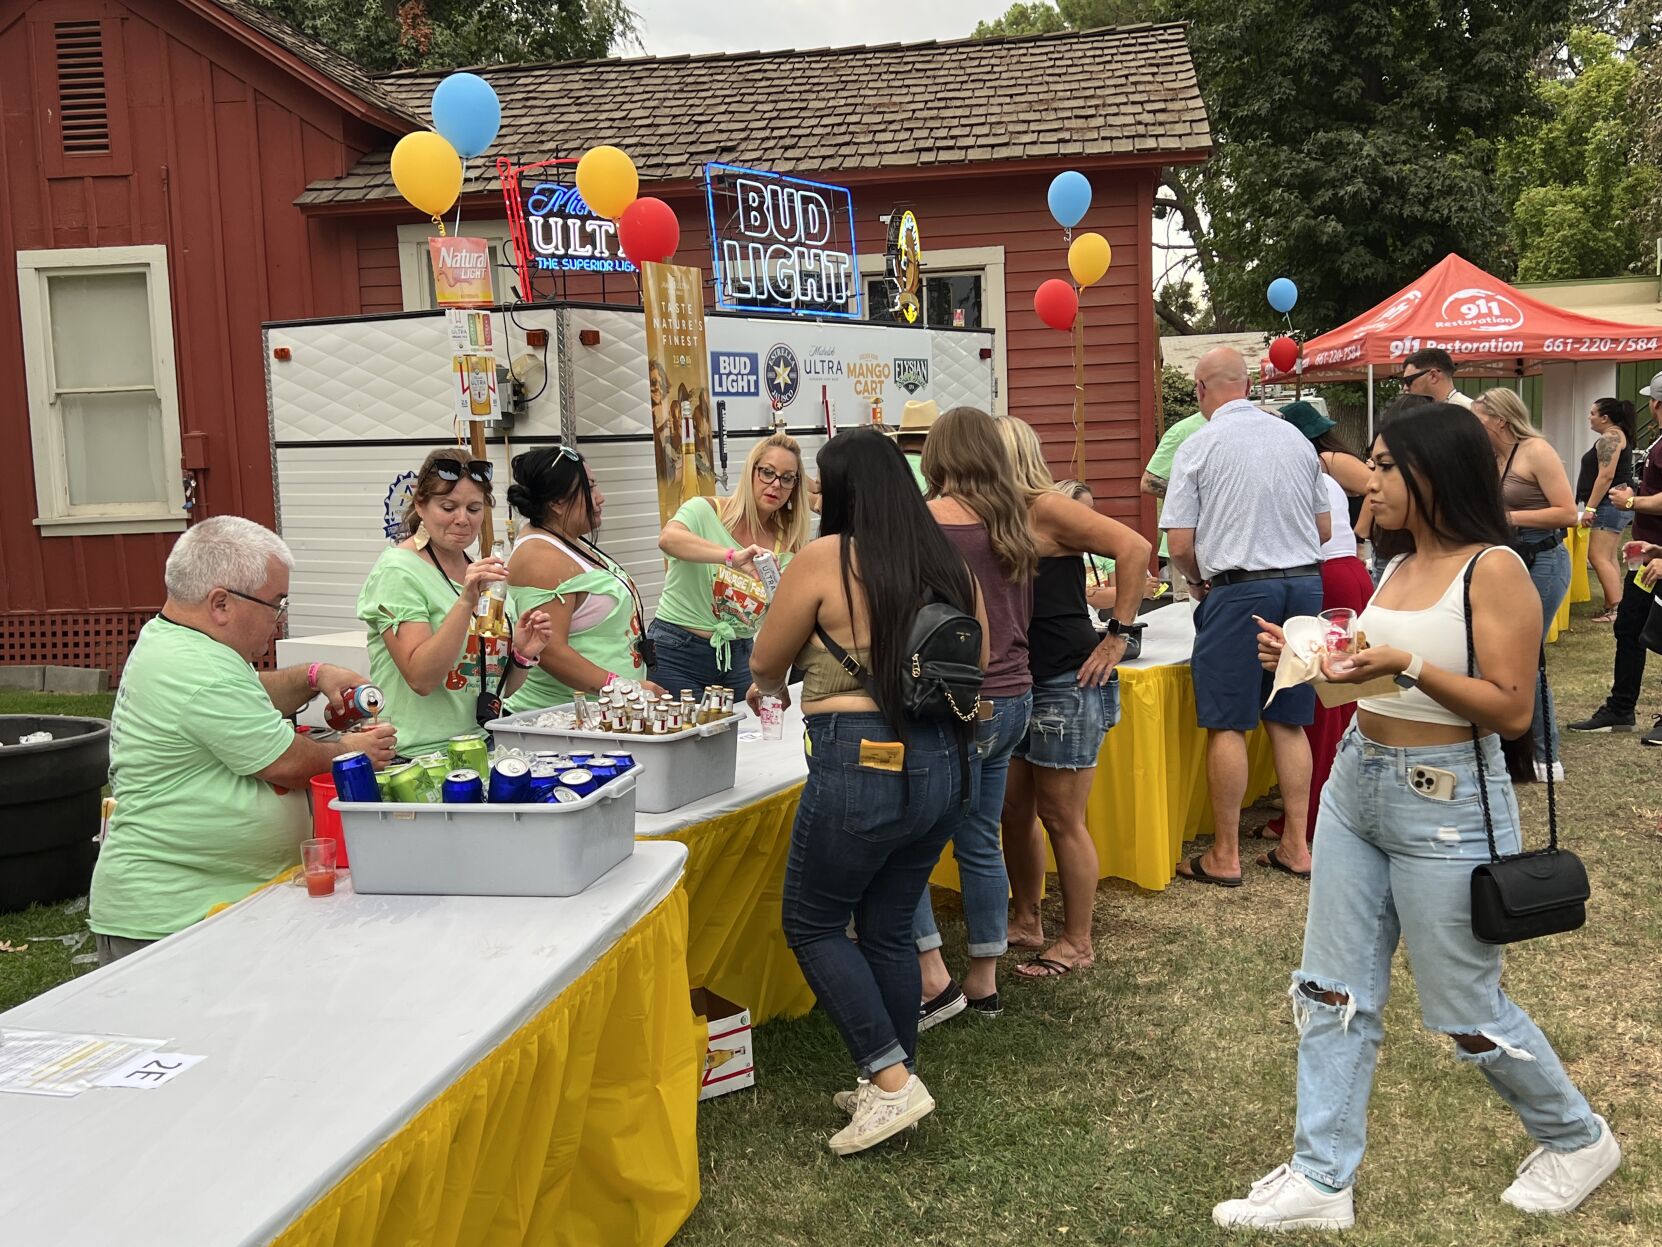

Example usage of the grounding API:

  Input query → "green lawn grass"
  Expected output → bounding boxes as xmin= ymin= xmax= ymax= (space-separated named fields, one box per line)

xmin=2 ymin=621 xmax=1657 ymax=1245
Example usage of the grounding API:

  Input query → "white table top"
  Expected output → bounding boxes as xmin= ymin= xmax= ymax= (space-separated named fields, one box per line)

xmin=0 ymin=841 xmax=688 ymax=1247
xmin=635 ymin=605 xmax=1202 ymax=840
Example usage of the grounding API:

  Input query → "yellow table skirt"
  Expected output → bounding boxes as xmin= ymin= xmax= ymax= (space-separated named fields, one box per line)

xmin=932 ymin=663 xmax=1278 ymax=895
xmin=1549 ymin=525 xmax=1593 ymax=642
xmin=642 ymin=785 xmax=815 ymax=1025
xmin=272 ymin=885 xmax=702 ymax=1247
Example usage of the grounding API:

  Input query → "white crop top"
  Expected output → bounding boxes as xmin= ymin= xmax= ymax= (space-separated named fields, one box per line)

xmin=1355 ymin=547 xmax=1525 ymax=726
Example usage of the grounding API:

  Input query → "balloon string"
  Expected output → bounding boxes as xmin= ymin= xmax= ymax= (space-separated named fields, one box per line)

xmin=433 ymin=215 xmax=447 ymax=237
xmin=454 ymin=158 xmax=466 ymax=236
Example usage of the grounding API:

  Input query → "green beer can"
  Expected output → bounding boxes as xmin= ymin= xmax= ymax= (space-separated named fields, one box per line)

xmin=384 ymin=761 xmax=436 ymax=804
xmin=448 ymin=733 xmax=490 ymax=776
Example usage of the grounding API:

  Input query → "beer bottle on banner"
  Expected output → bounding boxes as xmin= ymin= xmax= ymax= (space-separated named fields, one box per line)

xmin=679 ymin=399 xmax=699 ymax=505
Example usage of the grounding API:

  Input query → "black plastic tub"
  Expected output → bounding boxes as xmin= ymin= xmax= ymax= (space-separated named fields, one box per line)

xmin=0 ymin=716 xmax=109 ymax=912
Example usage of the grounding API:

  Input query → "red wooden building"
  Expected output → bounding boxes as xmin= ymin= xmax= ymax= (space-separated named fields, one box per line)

xmin=0 ymin=4 xmax=1208 ymax=672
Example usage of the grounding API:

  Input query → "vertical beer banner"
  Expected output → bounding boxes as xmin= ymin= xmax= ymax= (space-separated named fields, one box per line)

xmin=641 ymin=261 xmax=717 ymax=528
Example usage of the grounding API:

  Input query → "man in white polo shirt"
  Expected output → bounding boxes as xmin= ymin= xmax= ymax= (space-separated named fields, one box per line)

xmin=1161 ymin=348 xmax=1331 ymax=886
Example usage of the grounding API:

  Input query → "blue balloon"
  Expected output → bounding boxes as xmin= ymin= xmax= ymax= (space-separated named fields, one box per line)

xmin=1047 ymin=170 xmax=1092 ymax=230
xmin=431 ymin=73 xmax=501 ymax=160
xmin=1267 ymin=277 xmax=1299 ymax=314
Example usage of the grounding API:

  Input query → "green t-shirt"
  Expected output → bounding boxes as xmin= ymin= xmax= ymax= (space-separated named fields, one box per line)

xmin=905 ymin=451 xmax=929 ymax=494
xmin=357 ymin=547 xmax=510 ymax=759
xmin=654 ymin=498 xmax=793 ymax=661
xmin=90 ymin=617 xmax=307 ymax=940
xmin=1146 ymin=411 xmax=1207 ymax=555
xmin=1084 ymin=553 xmax=1116 ymax=587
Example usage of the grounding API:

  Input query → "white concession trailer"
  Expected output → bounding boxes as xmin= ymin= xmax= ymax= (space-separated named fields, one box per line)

xmin=264 ymin=301 xmax=996 ymax=640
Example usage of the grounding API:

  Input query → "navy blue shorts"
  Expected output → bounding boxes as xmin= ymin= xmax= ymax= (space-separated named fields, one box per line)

xmin=1191 ymin=575 xmax=1323 ymax=731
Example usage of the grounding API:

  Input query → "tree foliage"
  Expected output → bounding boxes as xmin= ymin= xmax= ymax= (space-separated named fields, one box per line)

xmin=1499 ymin=28 xmax=1660 ymax=280
xmin=1159 ymin=363 xmax=1198 ymax=431
xmin=254 ymin=0 xmax=639 ymax=72
xmin=974 ymin=1 xmax=1148 ymax=38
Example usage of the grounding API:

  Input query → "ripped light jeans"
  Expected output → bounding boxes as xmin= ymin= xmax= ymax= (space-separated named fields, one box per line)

xmin=1290 ymin=727 xmax=1600 ymax=1190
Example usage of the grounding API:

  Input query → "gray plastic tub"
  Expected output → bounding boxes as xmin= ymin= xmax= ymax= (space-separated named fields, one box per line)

xmin=486 ymin=704 xmax=740 ymax=814
xmin=333 ymin=772 xmax=636 ymax=896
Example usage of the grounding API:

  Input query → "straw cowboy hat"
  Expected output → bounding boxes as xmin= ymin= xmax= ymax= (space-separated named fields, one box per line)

xmin=898 ymin=399 xmax=939 ymax=437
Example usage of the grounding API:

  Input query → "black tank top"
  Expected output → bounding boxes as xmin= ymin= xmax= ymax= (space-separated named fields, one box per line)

xmin=1028 ymin=556 xmax=1100 ymax=680
xmin=1576 ymin=434 xmax=1634 ymax=503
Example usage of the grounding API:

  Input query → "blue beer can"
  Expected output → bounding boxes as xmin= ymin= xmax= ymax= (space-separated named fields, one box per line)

xmin=557 ymin=768 xmax=597 ymax=797
xmin=547 ymin=787 xmax=582 ymax=804
xmin=488 ymin=757 xmax=533 ymax=803
xmin=585 ymin=760 xmax=618 ymax=786
xmin=566 ymin=751 xmax=595 ymax=767
xmin=529 ymin=761 xmax=560 ymax=801
xmin=441 ymin=769 xmax=484 ymax=804
xmin=331 ymin=751 xmax=381 ymax=803
xmin=604 ymin=751 xmax=636 ymax=773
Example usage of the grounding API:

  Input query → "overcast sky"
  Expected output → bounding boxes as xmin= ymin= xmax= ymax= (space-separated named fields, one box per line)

xmin=629 ymin=0 xmax=1015 ymax=56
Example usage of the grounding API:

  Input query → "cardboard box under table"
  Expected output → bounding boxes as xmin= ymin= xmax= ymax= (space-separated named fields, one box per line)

xmin=0 ymin=842 xmax=702 ymax=1247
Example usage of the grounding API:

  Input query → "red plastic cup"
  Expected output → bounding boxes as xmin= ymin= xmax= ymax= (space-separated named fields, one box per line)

xmin=308 ymin=772 xmax=350 ymax=868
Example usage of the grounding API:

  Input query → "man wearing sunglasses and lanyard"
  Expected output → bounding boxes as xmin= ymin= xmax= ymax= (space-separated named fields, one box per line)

xmin=91 ymin=517 xmax=398 ymax=964
xmin=1400 ymin=348 xmax=1474 ymax=409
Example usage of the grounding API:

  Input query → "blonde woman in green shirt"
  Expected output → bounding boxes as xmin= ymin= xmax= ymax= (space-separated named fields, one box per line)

xmin=648 ymin=432 xmax=812 ymax=698
xmin=504 ymin=445 xmax=660 ymax=713
xmin=357 ymin=450 xmax=552 ymax=759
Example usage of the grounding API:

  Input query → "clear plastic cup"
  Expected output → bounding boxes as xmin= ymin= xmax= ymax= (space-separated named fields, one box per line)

xmin=1624 ymin=540 xmax=1647 ymax=572
xmin=302 ymin=837 xmax=337 ymax=897
xmin=1319 ymin=607 xmax=1358 ymax=671
xmin=760 ymin=696 xmax=785 ymax=741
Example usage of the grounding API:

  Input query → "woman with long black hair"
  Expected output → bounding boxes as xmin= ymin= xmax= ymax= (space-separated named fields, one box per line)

xmin=503 ymin=446 xmax=662 ymax=712
xmin=1215 ymin=404 xmax=1618 ymax=1232
xmin=749 ymin=426 xmax=988 ymax=1157
xmin=1577 ymin=397 xmax=1638 ymax=620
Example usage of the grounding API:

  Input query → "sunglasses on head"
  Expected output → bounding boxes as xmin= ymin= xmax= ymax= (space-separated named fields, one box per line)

xmin=431 ymin=457 xmax=493 ymax=484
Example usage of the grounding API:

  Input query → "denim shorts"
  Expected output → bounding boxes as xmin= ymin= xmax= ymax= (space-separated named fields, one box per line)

xmin=1013 ymin=670 xmax=1120 ymax=769
xmin=1192 ymin=575 xmax=1323 ymax=731
xmin=1590 ymin=500 xmax=1630 ymax=533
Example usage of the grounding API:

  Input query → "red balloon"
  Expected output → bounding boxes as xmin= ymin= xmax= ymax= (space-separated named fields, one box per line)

xmin=1034 ymin=278 xmax=1079 ymax=332
xmin=1268 ymin=336 xmax=1300 ymax=374
xmin=617 ymin=196 xmax=680 ymax=266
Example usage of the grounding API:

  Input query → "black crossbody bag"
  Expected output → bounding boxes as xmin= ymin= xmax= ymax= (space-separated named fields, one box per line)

xmin=1461 ymin=556 xmax=1590 ymax=944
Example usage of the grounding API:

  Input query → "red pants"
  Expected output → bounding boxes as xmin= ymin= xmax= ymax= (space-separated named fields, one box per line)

xmin=1274 ymin=555 xmax=1374 ymax=843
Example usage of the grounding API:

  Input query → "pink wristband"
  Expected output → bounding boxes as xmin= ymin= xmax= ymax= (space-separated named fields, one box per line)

xmin=725 ymin=548 xmax=735 ymax=566
xmin=306 ymin=662 xmax=321 ymax=691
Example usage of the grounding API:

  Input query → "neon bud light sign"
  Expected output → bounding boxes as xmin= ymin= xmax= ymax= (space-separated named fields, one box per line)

xmin=522 ymin=180 xmax=636 ymax=274
xmin=706 ymin=163 xmax=862 ymax=319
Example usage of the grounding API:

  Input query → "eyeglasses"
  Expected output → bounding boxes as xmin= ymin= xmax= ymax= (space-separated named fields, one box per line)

xmin=1400 ymin=370 xmax=1431 ymax=387
xmin=431 ymin=457 xmax=493 ymax=484
xmin=755 ymin=465 xmax=800 ymax=488
xmin=226 ymin=588 xmax=289 ymax=621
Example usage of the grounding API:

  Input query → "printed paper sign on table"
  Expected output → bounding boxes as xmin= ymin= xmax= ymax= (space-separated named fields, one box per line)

xmin=642 ymin=261 xmax=717 ymax=527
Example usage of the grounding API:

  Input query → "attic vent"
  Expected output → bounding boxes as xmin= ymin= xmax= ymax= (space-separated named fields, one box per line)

xmin=55 ymin=21 xmax=109 ymax=155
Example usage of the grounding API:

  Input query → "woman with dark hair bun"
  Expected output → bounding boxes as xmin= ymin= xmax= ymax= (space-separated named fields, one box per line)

xmin=748 ymin=426 xmax=988 ymax=1157
xmin=1577 ymin=397 xmax=1638 ymax=620
xmin=1217 ymin=403 xmax=1619 ymax=1232
xmin=503 ymin=446 xmax=662 ymax=713
xmin=356 ymin=449 xmax=551 ymax=760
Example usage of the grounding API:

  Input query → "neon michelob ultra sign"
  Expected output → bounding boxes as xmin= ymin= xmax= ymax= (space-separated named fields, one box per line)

xmin=705 ymin=163 xmax=863 ymax=319
xmin=522 ymin=179 xmax=636 ymax=274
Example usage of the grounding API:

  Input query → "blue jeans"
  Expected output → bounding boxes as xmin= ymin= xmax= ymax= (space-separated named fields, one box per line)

xmin=646 ymin=618 xmax=752 ymax=700
xmin=1014 ymin=672 xmax=1119 ymax=769
xmin=783 ymin=713 xmax=977 ymax=1078
xmin=1523 ymin=541 xmax=1570 ymax=764
xmin=913 ymin=691 xmax=1032 ymax=959
xmin=1290 ymin=728 xmax=1600 ymax=1190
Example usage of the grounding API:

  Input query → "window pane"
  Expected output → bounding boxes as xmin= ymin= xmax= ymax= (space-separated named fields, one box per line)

xmin=865 ymin=277 xmax=898 ymax=324
xmin=47 ymin=270 xmax=154 ymax=388
xmin=926 ymin=274 xmax=982 ymax=329
xmin=61 ymin=390 xmax=167 ymax=506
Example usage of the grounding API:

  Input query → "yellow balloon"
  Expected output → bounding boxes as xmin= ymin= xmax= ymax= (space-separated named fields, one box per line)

xmin=1068 ymin=232 xmax=1112 ymax=288
xmin=576 ymin=145 xmax=640 ymax=220
xmin=390 ymin=131 xmax=463 ymax=219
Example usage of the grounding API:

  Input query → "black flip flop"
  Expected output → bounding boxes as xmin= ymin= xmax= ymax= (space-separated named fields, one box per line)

xmin=1259 ymin=847 xmax=1312 ymax=880
xmin=1015 ymin=956 xmax=1085 ymax=979
xmin=1176 ymin=854 xmax=1243 ymax=888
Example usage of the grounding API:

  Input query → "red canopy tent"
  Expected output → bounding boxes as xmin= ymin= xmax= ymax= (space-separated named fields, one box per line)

xmin=1263 ymin=254 xmax=1662 ymax=432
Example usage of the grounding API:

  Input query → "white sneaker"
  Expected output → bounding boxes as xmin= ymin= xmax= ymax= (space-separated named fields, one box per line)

xmin=832 ymin=1079 xmax=868 ymax=1115
xmin=1501 ymin=1115 xmax=1621 ymax=1214
xmin=1212 ymin=1164 xmax=1356 ymax=1232
xmin=1533 ymin=760 xmax=1566 ymax=783
xmin=827 ymin=1074 xmax=935 ymax=1156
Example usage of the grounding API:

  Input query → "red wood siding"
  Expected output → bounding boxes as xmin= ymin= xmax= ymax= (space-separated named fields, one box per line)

xmin=0 ymin=0 xmax=389 ymax=649
xmin=351 ymin=165 xmax=1162 ymax=538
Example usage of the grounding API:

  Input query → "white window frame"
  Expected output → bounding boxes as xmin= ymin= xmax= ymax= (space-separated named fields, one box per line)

xmin=18 ymin=245 xmax=187 ymax=537
xmin=397 ymin=220 xmax=516 ymax=311
xmin=859 ymin=244 xmax=1007 ymax=416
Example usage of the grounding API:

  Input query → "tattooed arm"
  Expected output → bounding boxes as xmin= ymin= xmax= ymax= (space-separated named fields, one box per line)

xmin=1584 ymin=430 xmax=1625 ymax=516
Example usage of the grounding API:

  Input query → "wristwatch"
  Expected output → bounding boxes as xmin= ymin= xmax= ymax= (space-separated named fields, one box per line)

xmin=1394 ymin=652 xmax=1424 ymax=690
xmin=1104 ymin=617 xmax=1132 ymax=637
xmin=1622 ymin=495 xmax=1637 ymax=511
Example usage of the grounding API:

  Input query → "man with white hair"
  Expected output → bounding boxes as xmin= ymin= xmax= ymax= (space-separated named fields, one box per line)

xmin=90 ymin=517 xmax=397 ymax=963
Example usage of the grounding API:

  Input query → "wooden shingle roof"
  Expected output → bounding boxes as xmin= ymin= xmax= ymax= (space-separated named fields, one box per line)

xmin=296 ymin=24 xmax=1210 ymax=207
